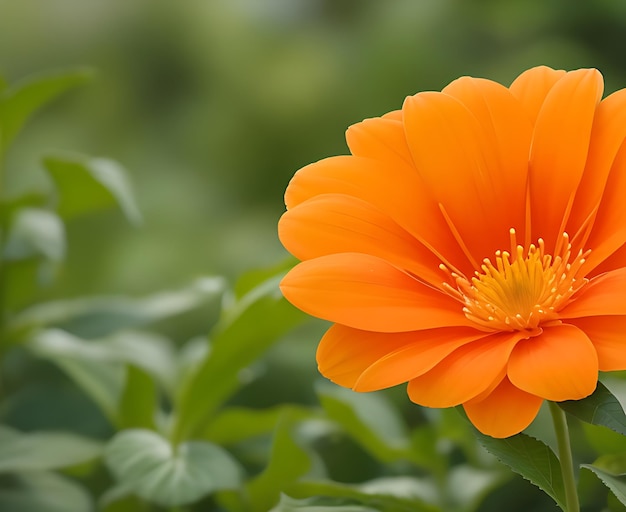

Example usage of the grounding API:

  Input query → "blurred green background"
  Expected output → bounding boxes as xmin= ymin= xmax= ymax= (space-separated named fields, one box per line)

xmin=3 ymin=0 xmax=626 ymax=297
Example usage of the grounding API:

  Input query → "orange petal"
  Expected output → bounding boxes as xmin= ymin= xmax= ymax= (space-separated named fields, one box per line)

xmin=568 ymin=316 xmax=626 ymax=371
xmin=464 ymin=376 xmax=543 ymax=438
xmin=508 ymin=324 xmax=598 ymax=401
xmin=406 ymin=332 xmax=525 ymax=408
xmin=283 ymin=155 xmax=471 ymax=276
xmin=403 ymin=89 xmax=525 ymax=265
xmin=278 ymin=193 xmax=444 ymax=288
xmin=280 ymin=253 xmax=468 ymax=332
xmin=560 ymin=267 xmax=626 ymax=318
xmin=509 ymin=65 xmax=566 ymax=125
xmin=569 ymin=89 xmax=626 ymax=238
xmin=346 ymin=114 xmax=413 ymax=167
xmin=352 ymin=327 xmax=489 ymax=392
xmin=317 ymin=324 xmax=484 ymax=389
xmin=582 ymin=139 xmax=626 ymax=272
xmin=528 ymin=68 xmax=603 ymax=248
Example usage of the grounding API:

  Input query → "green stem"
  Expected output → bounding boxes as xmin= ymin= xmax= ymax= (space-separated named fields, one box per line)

xmin=548 ymin=402 xmax=579 ymax=512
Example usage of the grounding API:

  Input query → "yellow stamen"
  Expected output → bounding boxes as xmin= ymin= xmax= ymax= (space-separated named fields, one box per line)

xmin=442 ymin=229 xmax=589 ymax=332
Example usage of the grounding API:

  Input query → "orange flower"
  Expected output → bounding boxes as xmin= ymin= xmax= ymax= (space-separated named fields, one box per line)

xmin=278 ymin=66 xmax=626 ymax=438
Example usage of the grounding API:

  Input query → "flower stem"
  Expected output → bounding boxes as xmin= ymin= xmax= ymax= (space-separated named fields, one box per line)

xmin=548 ymin=401 xmax=579 ymax=512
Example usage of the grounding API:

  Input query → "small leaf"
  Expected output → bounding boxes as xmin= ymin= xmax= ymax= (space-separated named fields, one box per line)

xmin=271 ymin=494 xmax=378 ymax=512
xmin=118 ymin=365 xmax=157 ymax=430
xmin=173 ymin=273 xmax=307 ymax=441
xmin=0 ymin=68 xmax=93 ymax=150
xmin=559 ymin=381 xmax=626 ymax=436
xmin=582 ymin=463 xmax=626 ymax=506
xmin=105 ymin=429 xmax=241 ymax=507
xmin=472 ymin=431 xmax=567 ymax=511
xmin=44 ymin=154 xmax=141 ymax=224
xmin=0 ymin=471 xmax=93 ymax=512
xmin=0 ymin=425 xmax=102 ymax=472
xmin=3 ymin=208 xmax=65 ymax=261
xmin=316 ymin=381 xmax=410 ymax=463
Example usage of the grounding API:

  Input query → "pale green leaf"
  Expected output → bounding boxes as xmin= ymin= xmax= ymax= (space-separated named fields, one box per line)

xmin=271 ymin=495 xmax=378 ymax=512
xmin=0 ymin=425 xmax=102 ymax=472
xmin=105 ymin=429 xmax=241 ymax=507
xmin=3 ymin=208 xmax=65 ymax=261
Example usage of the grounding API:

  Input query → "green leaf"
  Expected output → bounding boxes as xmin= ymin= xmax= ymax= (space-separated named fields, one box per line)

xmin=559 ymin=381 xmax=626 ymax=436
xmin=44 ymin=154 xmax=142 ymax=224
xmin=270 ymin=495 xmax=378 ymax=512
xmin=0 ymin=68 xmax=93 ymax=150
xmin=2 ymin=208 xmax=65 ymax=261
xmin=0 ymin=471 xmax=93 ymax=512
xmin=316 ymin=381 xmax=410 ymax=463
xmin=472 ymin=431 xmax=567 ymax=511
xmin=247 ymin=414 xmax=314 ymax=512
xmin=104 ymin=429 xmax=241 ymax=507
xmin=203 ymin=405 xmax=319 ymax=446
xmin=0 ymin=425 xmax=102 ymax=472
xmin=582 ymin=464 xmax=626 ymax=506
xmin=289 ymin=478 xmax=441 ymax=512
xmin=173 ymin=273 xmax=307 ymax=441
xmin=118 ymin=365 xmax=157 ymax=430
xmin=10 ymin=276 xmax=224 ymax=338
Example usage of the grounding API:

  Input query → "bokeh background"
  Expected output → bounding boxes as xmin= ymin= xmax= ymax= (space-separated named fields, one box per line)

xmin=2 ymin=1 xmax=626 ymax=510
xmin=3 ymin=0 xmax=626 ymax=297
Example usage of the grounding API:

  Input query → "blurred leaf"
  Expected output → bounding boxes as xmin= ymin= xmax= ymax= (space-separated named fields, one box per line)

xmin=559 ymin=382 xmax=626 ymax=436
xmin=271 ymin=494 xmax=378 ymax=512
xmin=316 ymin=381 xmax=410 ymax=463
xmin=0 ymin=425 xmax=102 ymax=472
xmin=44 ymin=154 xmax=141 ymax=225
xmin=0 ymin=471 xmax=93 ymax=512
xmin=105 ymin=429 xmax=241 ymax=507
xmin=118 ymin=365 xmax=157 ymax=430
xmin=583 ymin=422 xmax=626 ymax=457
xmin=0 ymin=68 xmax=93 ymax=151
xmin=10 ymin=276 xmax=225 ymax=338
xmin=234 ymin=257 xmax=297 ymax=298
xmin=0 ymin=192 xmax=48 ymax=223
xmin=247 ymin=413 xmax=313 ymax=512
xmin=290 ymin=478 xmax=440 ymax=512
xmin=203 ymin=405 xmax=320 ymax=446
xmin=173 ymin=273 xmax=307 ymax=441
xmin=444 ymin=465 xmax=506 ymax=512
xmin=3 ymin=208 xmax=65 ymax=261
xmin=473 ymin=431 xmax=567 ymax=511
xmin=582 ymin=464 xmax=626 ymax=506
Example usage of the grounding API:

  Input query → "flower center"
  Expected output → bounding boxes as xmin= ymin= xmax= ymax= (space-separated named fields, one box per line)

xmin=441 ymin=230 xmax=590 ymax=332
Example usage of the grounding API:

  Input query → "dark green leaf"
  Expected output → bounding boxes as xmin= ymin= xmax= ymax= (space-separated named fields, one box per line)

xmin=0 ymin=68 xmax=93 ymax=150
xmin=0 ymin=471 xmax=93 ymax=512
xmin=582 ymin=464 xmax=626 ymax=506
xmin=173 ymin=273 xmax=307 ymax=441
xmin=44 ymin=154 xmax=141 ymax=224
xmin=105 ymin=429 xmax=242 ymax=507
xmin=473 ymin=431 xmax=567 ymax=511
xmin=316 ymin=381 xmax=410 ymax=463
xmin=559 ymin=381 xmax=626 ymax=436
xmin=0 ymin=425 xmax=102 ymax=472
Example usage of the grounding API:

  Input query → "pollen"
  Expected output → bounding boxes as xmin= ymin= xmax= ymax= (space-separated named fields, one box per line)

xmin=441 ymin=229 xmax=590 ymax=332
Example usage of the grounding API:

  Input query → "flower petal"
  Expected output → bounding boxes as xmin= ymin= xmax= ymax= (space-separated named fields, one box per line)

xmin=406 ymin=332 xmax=525 ymax=408
xmin=346 ymin=113 xmax=413 ymax=167
xmin=402 ymin=81 xmax=540 ymax=265
xmin=283 ymin=155 xmax=468 ymax=275
xmin=569 ymin=89 xmax=626 ymax=239
xmin=317 ymin=324 xmax=485 ymax=389
xmin=560 ymin=267 xmax=626 ymax=318
xmin=352 ymin=327 xmax=489 ymax=392
xmin=463 ymin=376 xmax=543 ymax=438
xmin=528 ymin=68 xmax=603 ymax=248
xmin=508 ymin=324 xmax=598 ymax=401
xmin=509 ymin=65 xmax=566 ymax=125
xmin=569 ymin=316 xmax=626 ymax=371
xmin=278 ymin=193 xmax=444 ymax=287
xmin=280 ymin=253 xmax=468 ymax=332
